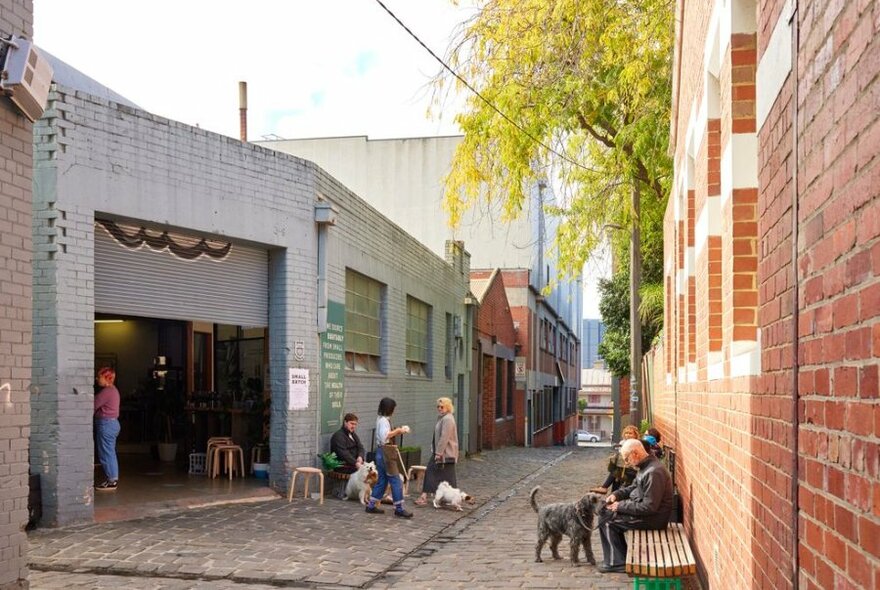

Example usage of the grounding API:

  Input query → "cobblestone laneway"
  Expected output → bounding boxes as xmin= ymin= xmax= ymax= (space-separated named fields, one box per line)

xmin=29 ymin=446 xmax=630 ymax=589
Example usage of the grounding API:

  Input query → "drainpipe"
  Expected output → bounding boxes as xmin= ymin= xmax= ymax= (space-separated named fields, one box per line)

xmin=238 ymin=81 xmax=248 ymax=142
xmin=315 ymin=202 xmax=338 ymax=333
xmin=789 ymin=2 xmax=800 ymax=588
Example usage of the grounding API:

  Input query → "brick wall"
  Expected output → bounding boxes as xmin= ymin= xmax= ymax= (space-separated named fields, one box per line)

xmin=794 ymin=1 xmax=880 ymax=587
xmin=32 ymin=84 xmax=472 ymax=523
xmin=473 ymin=270 xmax=517 ymax=449
xmin=655 ymin=0 xmax=880 ymax=587
xmin=0 ymin=2 xmax=33 ymax=587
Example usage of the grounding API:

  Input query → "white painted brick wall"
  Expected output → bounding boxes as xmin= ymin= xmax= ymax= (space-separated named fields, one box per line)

xmin=1 ymin=2 xmax=34 ymax=587
xmin=32 ymin=83 xmax=472 ymax=519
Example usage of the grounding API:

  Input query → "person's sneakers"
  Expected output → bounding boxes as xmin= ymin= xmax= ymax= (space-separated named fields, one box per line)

xmin=95 ymin=480 xmax=118 ymax=491
xmin=597 ymin=564 xmax=626 ymax=574
xmin=393 ymin=509 xmax=413 ymax=518
xmin=365 ymin=505 xmax=385 ymax=514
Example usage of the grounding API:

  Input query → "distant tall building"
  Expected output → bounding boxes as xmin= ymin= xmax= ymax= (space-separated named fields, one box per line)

xmin=582 ymin=319 xmax=605 ymax=369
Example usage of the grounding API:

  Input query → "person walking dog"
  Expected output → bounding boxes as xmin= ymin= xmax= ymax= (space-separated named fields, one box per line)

xmin=415 ymin=397 xmax=459 ymax=506
xmin=365 ymin=397 xmax=413 ymax=518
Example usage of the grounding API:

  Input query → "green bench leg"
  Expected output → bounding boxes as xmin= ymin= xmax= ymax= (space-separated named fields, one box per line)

xmin=633 ymin=578 xmax=683 ymax=590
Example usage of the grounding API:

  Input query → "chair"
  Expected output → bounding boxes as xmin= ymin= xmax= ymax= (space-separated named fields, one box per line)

xmin=211 ymin=443 xmax=244 ymax=480
xmin=206 ymin=437 xmax=233 ymax=478
xmin=406 ymin=465 xmax=427 ymax=495
xmin=288 ymin=467 xmax=324 ymax=505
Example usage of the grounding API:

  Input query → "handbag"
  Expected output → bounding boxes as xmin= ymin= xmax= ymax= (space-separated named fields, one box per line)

xmin=382 ymin=443 xmax=406 ymax=477
xmin=372 ymin=425 xmax=407 ymax=479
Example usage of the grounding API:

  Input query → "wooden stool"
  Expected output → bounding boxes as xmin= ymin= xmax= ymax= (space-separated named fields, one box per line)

xmin=406 ymin=465 xmax=427 ymax=495
xmin=212 ymin=444 xmax=244 ymax=480
xmin=288 ymin=467 xmax=324 ymax=504
xmin=207 ymin=437 xmax=233 ymax=478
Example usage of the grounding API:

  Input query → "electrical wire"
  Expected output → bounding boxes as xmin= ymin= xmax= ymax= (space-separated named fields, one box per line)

xmin=373 ymin=0 xmax=592 ymax=173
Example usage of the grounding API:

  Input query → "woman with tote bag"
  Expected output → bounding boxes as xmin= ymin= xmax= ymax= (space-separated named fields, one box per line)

xmin=365 ymin=397 xmax=413 ymax=518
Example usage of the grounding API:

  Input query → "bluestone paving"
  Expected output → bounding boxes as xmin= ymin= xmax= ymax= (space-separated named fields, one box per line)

xmin=29 ymin=446 xmax=639 ymax=589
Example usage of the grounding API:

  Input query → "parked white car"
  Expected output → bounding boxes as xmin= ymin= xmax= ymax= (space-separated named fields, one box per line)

xmin=576 ymin=430 xmax=600 ymax=443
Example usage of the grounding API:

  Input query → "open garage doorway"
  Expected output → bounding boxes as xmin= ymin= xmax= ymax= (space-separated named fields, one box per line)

xmin=92 ymin=314 xmax=274 ymax=521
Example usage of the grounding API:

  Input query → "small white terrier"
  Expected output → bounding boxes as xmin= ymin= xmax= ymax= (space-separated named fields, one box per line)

xmin=344 ymin=462 xmax=378 ymax=505
xmin=432 ymin=480 xmax=475 ymax=511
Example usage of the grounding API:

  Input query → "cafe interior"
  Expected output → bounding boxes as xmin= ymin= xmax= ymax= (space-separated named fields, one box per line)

xmin=93 ymin=314 xmax=275 ymax=519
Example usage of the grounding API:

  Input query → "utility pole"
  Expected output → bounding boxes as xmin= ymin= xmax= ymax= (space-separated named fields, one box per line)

xmin=630 ymin=182 xmax=642 ymax=427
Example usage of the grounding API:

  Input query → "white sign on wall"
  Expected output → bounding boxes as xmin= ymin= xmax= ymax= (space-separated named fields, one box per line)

xmin=288 ymin=368 xmax=309 ymax=410
xmin=515 ymin=356 xmax=526 ymax=384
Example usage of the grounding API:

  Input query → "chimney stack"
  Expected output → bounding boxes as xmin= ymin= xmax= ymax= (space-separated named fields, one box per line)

xmin=238 ymin=81 xmax=248 ymax=142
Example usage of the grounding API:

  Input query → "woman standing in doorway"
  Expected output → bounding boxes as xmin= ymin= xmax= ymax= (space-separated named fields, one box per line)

xmin=365 ymin=397 xmax=413 ymax=518
xmin=94 ymin=366 xmax=121 ymax=491
xmin=415 ymin=397 xmax=459 ymax=506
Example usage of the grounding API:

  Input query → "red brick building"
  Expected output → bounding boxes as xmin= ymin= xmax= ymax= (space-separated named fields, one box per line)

xmin=471 ymin=269 xmax=518 ymax=449
xmin=473 ymin=269 xmax=579 ymax=449
xmin=655 ymin=0 xmax=879 ymax=587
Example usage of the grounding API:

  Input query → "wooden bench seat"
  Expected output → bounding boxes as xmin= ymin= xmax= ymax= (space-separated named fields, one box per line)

xmin=625 ymin=523 xmax=696 ymax=581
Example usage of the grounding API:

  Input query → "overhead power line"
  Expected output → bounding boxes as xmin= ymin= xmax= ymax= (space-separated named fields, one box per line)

xmin=373 ymin=0 xmax=591 ymax=173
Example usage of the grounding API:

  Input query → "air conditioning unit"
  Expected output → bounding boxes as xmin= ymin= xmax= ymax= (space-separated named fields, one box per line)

xmin=1 ymin=35 xmax=53 ymax=122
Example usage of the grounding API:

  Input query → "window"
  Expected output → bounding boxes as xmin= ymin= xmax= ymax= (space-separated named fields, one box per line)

xmin=495 ymin=358 xmax=504 ymax=419
xmin=506 ymin=360 xmax=514 ymax=418
xmin=345 ymin=270 xmax=383 ymax=372
xmin=445 ymin=313 xmax=453 ymax=380
xmin=406 ymin=296 xmax=430 ymax=377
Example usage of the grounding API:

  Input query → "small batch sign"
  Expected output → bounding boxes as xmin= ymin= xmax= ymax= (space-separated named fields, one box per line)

xmin=288 ymin=368 xmax=309 ymax=410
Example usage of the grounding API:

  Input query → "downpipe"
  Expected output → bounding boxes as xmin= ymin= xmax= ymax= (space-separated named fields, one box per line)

xmin=789 ymin=2 xmax=801 ymax=588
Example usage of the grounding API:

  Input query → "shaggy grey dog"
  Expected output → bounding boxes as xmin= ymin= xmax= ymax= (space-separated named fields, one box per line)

xmin=529 ymin=486 xmax=601 ymax=566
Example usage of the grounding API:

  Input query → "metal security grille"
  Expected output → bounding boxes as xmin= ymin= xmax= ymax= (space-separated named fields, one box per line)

xmin=94 ymin=221 xmax=268 ymax=326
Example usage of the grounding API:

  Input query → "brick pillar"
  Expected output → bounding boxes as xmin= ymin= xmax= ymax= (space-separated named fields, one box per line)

xmin=31 ymin=96 xmax=97 ymax=525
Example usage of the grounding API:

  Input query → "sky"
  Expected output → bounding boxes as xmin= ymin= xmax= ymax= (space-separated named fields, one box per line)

xmin=33 ymin=0 xmax=605 ymax=319
xmin=33 ymin=0 xmax=472 ymax=140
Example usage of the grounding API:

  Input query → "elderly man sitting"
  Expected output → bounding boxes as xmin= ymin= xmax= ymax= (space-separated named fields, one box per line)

xmin=597 ymin=438 xmax=674 ymax=574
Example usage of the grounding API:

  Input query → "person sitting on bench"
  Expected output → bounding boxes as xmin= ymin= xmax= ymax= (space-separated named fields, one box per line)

xmin=597 ymin=438 xmax=674 ymax=574
xmin=330 ymin=413 xmax=365 ymax=474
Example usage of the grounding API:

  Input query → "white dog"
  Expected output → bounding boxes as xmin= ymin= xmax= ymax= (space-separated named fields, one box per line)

xmin=432 ymin=480 xmax=475 ymax=511
xmin=344 ymin=462 xmax=378 ymax=505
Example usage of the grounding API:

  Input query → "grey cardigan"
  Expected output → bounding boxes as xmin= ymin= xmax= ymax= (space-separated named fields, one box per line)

xmin=433 ymin=412 xmax=459 ymax=462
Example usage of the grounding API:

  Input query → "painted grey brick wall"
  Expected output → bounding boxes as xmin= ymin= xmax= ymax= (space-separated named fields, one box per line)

xmin=1 ymin=2 xmax=34 ymax=587
xmin=314 ymin=167 xmax=472 ymax=457
xmin=31 ymin=81 xmax=472 ymax=520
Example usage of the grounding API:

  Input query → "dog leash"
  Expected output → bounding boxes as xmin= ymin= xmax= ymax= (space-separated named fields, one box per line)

xmin=575 ymin=506 xmax=596 ymax=532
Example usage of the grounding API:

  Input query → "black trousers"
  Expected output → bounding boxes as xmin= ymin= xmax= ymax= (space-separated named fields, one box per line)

xmin=598 ymin=507 xmax=666 ymax=567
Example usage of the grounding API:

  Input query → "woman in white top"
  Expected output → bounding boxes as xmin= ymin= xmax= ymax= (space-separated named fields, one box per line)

xmin=365 ymin=397 xmax=413 ymax=518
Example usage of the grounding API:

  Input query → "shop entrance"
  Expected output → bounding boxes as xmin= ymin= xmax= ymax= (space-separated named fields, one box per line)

xmin=92 ymin=315 xmax=273 ymax=519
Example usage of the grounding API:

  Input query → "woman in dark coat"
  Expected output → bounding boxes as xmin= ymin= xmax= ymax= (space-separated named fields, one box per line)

xmin=415 ymin=396 xmax=459 ymax=506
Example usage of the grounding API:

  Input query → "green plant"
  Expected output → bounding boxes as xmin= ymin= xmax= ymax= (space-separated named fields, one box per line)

xmin=319 ymin=451 xmax=342 ymax=471
xmin=640 ymin=419 xmax=650 ymax=435
xmin=398 ymin=446 xmax=421 ymax=453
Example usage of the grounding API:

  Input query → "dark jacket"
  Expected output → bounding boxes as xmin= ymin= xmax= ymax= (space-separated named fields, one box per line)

xmin=330 ymin=427 xmax=364 ymax=467
xmin=615 ymin=455 xmax=674 ymax=528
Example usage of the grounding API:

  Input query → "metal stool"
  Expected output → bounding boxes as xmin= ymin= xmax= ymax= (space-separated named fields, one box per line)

xmin=288 ymin=467 xmax=324 ymax=504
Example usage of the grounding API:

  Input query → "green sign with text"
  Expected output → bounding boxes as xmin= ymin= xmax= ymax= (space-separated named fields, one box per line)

xmin=320 ymin=300 xmax=346 ymax=434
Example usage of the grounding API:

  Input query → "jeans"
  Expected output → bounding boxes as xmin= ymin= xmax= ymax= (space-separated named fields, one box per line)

xmin=95 ymin=418 xmax=120 ymax=481
xmin=369 ymin=447 xmax=404 ymax=508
